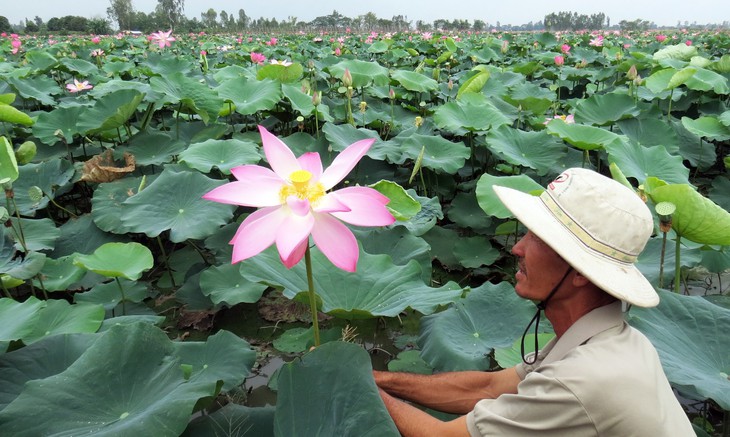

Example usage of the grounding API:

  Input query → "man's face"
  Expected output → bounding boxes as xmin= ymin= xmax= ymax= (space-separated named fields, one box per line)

xmin=511 ymin=230 xmax=571 ymax=301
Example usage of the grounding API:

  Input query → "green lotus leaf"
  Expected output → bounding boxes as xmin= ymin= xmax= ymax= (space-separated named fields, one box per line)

xmin=216 ymin=77 xmax=282 ymax=116
xmin=143 ymin=52 xmax=197 ymax=76
xmin=457 ymin=69 xmax=490 ymax=99
xmin=605 ymin=141 xmax=689 ymax=185
xmin=328 ymin=59 xmax=390 ymax=87
xmin=8 ymin=217 xmax=59 ymax=252
xmin=239 ymin=246 xmax=462 ymax=318
xmin=504 ymin=82 xmax=554 ymax=116
xmin=183 ymin=405 xmax=275 ymax=437
xmin=320 ymin=122 xmax=400 ymax=163
xmin=23 ymin=300 xmax=105 ymax=344
xmin=710 ymin=177 xmax=730 ymax=211
xmin=32 ymin=105 xmax=85 ymax=145
xmin=74 ymin=242 xmax=153 ymax=281
xmin=434 ymin=93 xmax=511 ymax=133
xmin=179 ymin=138 xmax=261 ymax=175
xmin=0 ymin=333 xmax=97 ymax=410
xmin=127 ymin=131 xmax=186 ymax=166
xmin=387 ymin=350 xmax=433 ymax=374
xmin=711 ymin=54 xmax=730 ymax=73
xmin=76 ymin=89 xmax=144 ymax=135
xmin=60 ymin=58 xmax=99 ymax=76
xmin=32 ymin=255 xmax=86 ymax=292
xmin=475 ymin=173 xmax=544 ymax=219
xmin=0 ymin=248 xmax=46 ymax=280
xmin=150 ymin=72 xmax=223 ymax=124
xmin=4 ymin=76 xmax=57 ymax=106
xmin=495 ymin=333 xmax=556 ymax=369
xmin=486 ymin=125 xmax=567 ymax=174
xmin=648 ymin=184 xmax=730 ymax=245
xmin=0 ymin=94 xmax=14 ymax=105
xmin=420 ymin=225 xmax=461 ymax=269
xmin=720 ymin=111 xmax=730 ymax=127
xmin=454 ymin=236 xmax=499 ymax=268
xmin=369 ymin=180 xmax=421 ymax=221
xmin=447 ymin=190 xmax=492 ymax=233
xmin=272 ymin=326 xmax=341 ymax=354
xmin=0 ymin=296 xmax=45 ymax=342
xmin=198 ymin=263 xmax=267 ymax=307
xmin=574 ymin=92 xmax=640 ymax=126
xmin=684 ymin=67 xmax=729 ymax=94
xmin=628 ymin=290 xmax=730 ymax=409
xmin=635 ymin=237 xmax=702 ymax=287
xmin=393 ymin=190 xmax=443 ymax=236
xmin=616 ymin=117 xmax=680 ymax=153
xmin=0 ymin=136 xmax=18 ymax=184
xmin=700 ymin=246 xmax=730 ymax=275
xmin=355 ymin=226 xmax=432 ymax=283
xmin=671 ymin=119 xmax=716 ymax=170
xmin=256 ymin=63 xmax=304 ymax=83
xmin=173 ymin=329 xmax=255 ymax=390
xmin=681 ymin=116 xmax=730 ymax=141
xmin=92 ymin=175 xmax=154 ymax=234
xmin=282 ymin=83 xmax=315 ymax=116
xmin=546 ymin=120 xmax=621 ymax=151
xmin=51 ymin=214 xmax=127 ymax=258
xmin=667 ymin=67 xmax=697 ymax=90
xmin=75 ymin=279 xmax=149 ymax=310
xmin=653 ymin=43 xmax=699 ymax=62
xmin=102 ymin=60 xmax=136 ymax=77
xmin=11 ymin=157 xmax=74 ymax=216
xmin=274 ymin=341 xmax=399 ymax=436
xmin=121 ymin=166 xmax=235 ymax=242
xmin=0 ymin=322 xmax=222 ymax=436
xmin=24 ymin=49 xmax=59 ymax=72
xmin=396 ymin=133 xmax=470 ymax=174
xmin=367 ymin=40 xmax=390 ymax=53
xmin=391 ymin=70 xmax=439 ymax=93
xmin=0 ymin=103 xmax=33 ymax=126
xmin=418 ymin=282 xmax=545 ymax=371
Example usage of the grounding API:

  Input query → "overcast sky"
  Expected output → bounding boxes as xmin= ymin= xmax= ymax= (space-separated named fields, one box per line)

xmin=3 ymin=0 xmax=728 ymax=28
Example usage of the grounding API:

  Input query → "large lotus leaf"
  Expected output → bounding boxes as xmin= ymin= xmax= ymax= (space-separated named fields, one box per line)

xmin=486 ymin=125 xmax=566 ymax=175
xmin=392 ymin=190 xmax=443 ymax=237
xmin=11 ymin=158 xmax=74 ymax=216
xmin=121 ymin=167 xmax=235 ymax=242
xmin=635 ymin=237 xmax=702 ymax=287
xmin=60 ymin=58 xmax=99 ymax=76
xmin=672 ymin=119 xmax=716 ymax=170
xmin=150 ymin=72 xmax=223 ymax=124
xmin=0 ymin=136 xmax=18 ymax=184
xmin=24 ymin=49 xmax=59 ymax=72
xmin=282 ymin=83 xmax=315 ymax=116
xmin=0 ymin=296 xmax=45 ymax=342
xmin=0 ymin=248 xmax=46 ymax=280
xmin=628 ymin=290 xmax=730 ymax=409
xmin=74 ymin=242 xmax=153 ymax=281
xmin=320 ymin=122 xmax=400 ymax=163
xmin=391 ymin=70 xmax=439 ymax=93
xmin=454 ymin=236 xmax=499 ymax=268
xmin=216 ymin=77 xmax=282 ymax=116
xmin=421 ymin=225 xmax=461 ymax=269
xmin=32 ymin=255 xmax=86 ymax=292
xmin=8 ymin=217 xmax=59 ymax=252
xmin=76 ymin=89 xmax=144 ymax=135
xmin=574 ymin=93 xmax=640 ymax=126
xmin=199 ymin=263 xmax=267 ymax=307
xmin=0 ymin=322 xmax=221 ymax=436
xmin=173 ymin=329 xmax=255 ymax=391
xmin=504 ymin=82 xmax=554 ymax=116
xmin=616 ymin=117 xmax=680 ymax=153
xmin=710 ymin=177 xmax=730 ymax=211
xmin=387 ymin=349 xmax=433 ymax=374
xmin=684 ymin=67 xmax=729 ymax=94
xmin=127 ymin=131 xmax=186 ymax=166
xmin=447 ymin=190 xmax=492 ymax=233
xmin=0 ymin=103 xmax=33 ymax=126
xmin=328 ymin=59 xmax=390 ymax=87
xmin=23 ymin=299 xmax=105 ymax=344
xmin=457 ymin=69 xmax=490 ymax=99
xmin=396 ymin=133 xmax=470 ymax=174
xmin=256 ymin=63 xmax=304 ymax=83
xmin=475 ymin=173 xmax=543 ymax=219
xmin=143 ymin=52 xmax=197 ymax=76
xmin=546 ymin=119 xmax=621 ymax=151
xmin=0 ymin=333 xmax=96 ymax=410
xmin=183 ymin=405 xmax=275 ymax=437
xmin=369 ymin=180 xmax=421 ymax=222
xmin=274 ymin=341 xmax=399 ymax=437
xmin=4 ymin=76 xmax=57 ymax=106
xmin=605 ymin=141 xmax=689 ymax=185
xmin=418 ymin=282 xmax=543 ymax=371
xmin=681 ymin=116 xmax=730 ymax=141
xmin=179 ymin=138 xmax=261 ymax=175
xmin=434 ymin=93 xmax=511 ymax=133
xmin=648 ymin=184 xmax=730 ymax=245
xmin=355 ymin=226 xmax=432 ymax=283
xmin=51 ymin=214 xmax=127 ymax=257
xmin=75 ymin=279 xmax=149 ymax=310
xmin=32 ymin=105 xmax=85 ymax=145
xmin=495 ymin=333 xmax=556 ymax=369
xmin=239 ymin=246 xmax=462 ymax=318
xmin=92 ymin=175 xmax=156 ymax=234
xmin=653 ymin=43 xmax=699 ymax=62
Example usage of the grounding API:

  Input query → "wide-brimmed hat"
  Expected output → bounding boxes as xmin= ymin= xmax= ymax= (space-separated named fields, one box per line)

xmin=493 ymin=168 xmax=659 ymax=307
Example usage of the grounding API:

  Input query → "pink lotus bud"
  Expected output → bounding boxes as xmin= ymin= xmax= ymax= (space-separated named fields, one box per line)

xmin=561 ymin=44 xmax=571 ymax=54
xmin=389 ymin=88 xmax=395 ymax=99
xmin=655 ymin=34 xmax=667 ymax=42
xmin=554 ymin=55 xmax=564 ymax=66
xmin=312 ymin=91 xmax=321 ymax=106
xmin=335 ymin=47 xmax=341 ymax=56
xmin=342 ymin=68 xmax=353 ymax=87
xmin=627 ymin=65 xmax=638 ymax=80
xmin=685 ymin=40 xmax=692 ymax=46
xmin=501 ymin=40 xmax=508 ymax=53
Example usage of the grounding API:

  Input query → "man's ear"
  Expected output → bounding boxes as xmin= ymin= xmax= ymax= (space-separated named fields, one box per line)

xmin=571 ymin=270 xmax=592 ymax=287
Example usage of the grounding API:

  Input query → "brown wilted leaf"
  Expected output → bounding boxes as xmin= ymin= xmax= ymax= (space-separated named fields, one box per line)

xmin=80 ymin=149 xmax=136 ymax=183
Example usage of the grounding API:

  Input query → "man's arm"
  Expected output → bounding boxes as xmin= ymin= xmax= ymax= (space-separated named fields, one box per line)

xmin=379 ymin=388 xmax=471 ymax=437
xmin=374 ymin=367 xmax=520 ymax=414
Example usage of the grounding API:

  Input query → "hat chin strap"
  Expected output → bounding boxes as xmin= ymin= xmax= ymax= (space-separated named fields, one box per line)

xmin=520 ymin=267 xmax=573 ymax=365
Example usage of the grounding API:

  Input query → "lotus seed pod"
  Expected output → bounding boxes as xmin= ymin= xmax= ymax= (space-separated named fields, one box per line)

xmin=15 ymin=141 xmax=36 ymax=164
xmin=28 ymin=186 xmax=43 ymax=203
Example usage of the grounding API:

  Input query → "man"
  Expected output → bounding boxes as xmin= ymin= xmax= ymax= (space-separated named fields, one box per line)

xmin=375 ymin=168 xmax=694 ymax=436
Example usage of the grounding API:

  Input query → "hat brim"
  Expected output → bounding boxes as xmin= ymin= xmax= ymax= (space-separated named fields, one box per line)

xmin=493 ymin=185 xmax=659 ymax=307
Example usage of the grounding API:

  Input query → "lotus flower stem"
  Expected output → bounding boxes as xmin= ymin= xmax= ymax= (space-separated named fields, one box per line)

xmin=35 ymin=275 xmax=48 ymax=300
xmin=659 ymin=231 xmax=667 ymax=289
xmin=674 ymin=235 xmax=682 ymax=294
xmin=115 ymin=277 xmax=127 ymax=315
xmin=156 ymin=236 xmax=176 ymax=288
xmin=304 ymin=245 xmax=321 ymax=346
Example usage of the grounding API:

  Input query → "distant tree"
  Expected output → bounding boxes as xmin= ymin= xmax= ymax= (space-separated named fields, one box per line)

xmin=0 ymin=16 xmax=12 ymax=33
xmin=619 ymin=18 xmax=651 ymax=32
xmin=219 ymin=10 xmax=228 ymax=30
xmin=236 ymin=9 xmax=248 ymax=30
xmin=87 ymin=18 xmax=112 ymax=34
xmin=473 ymin=19 xmax=486 ymax=31
xmin=156 ymin=0 xmax=185 ymax=30
xmin=361 ymin=12 xmax=377 ymax=31
xmin=108 ymin=0 xmax=134 ymax=30
xmin=25 ymin=19 xmax=39 ymax=32
xmin=200 ymin=8 xmax=217 ymax=29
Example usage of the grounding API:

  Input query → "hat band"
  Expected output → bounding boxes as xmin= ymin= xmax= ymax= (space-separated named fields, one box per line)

xmin=540 ymin=191 xmax=637 ymax=263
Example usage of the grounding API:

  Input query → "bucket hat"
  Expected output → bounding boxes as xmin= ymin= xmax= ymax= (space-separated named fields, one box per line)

xmin=493 ymin=168 xmax=659 ymax=307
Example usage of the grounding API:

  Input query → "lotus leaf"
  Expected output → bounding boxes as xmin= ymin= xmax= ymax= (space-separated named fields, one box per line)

xmin=391 ymin=70 xmax=439 ymax=93
xmin=32 ymin=105 xmax=85 ymax=145
xmin=396 ymin=133 xmax=470 ymax=174
xmin=8 ymin=218 xmax=59 ymax=252
xmin=0 ymin=296 xmax=45 ymax=342
xmin=216 ymin=77 xmax=282 ymax=116
xmin=616 ymin=117 xmax=680 ymax=153
xmin=239 ymin=246 xmax=462 ymax=318
xmin=418 ymin=282 xmax=544 ymax=371
xmin=179 ymin=138 xmax=261 ymax=174
xmin=486 ymin=125 xmax=566 ymax=175
xmin=393 ymin=189 xmax=443 ymax=236
xmin=653 ymin=43 xmax=699 ymax=62
xmin=0 ymin=103 xmax=32 ymax=126
xmin=4 ymin=76 xmax=57 ymax=106
xmin=355 ymin=226 xmax=432 ymax=283
xmin=454 ymin=236 xmax=499 ymax=268
xmin=60 ymin=58 xmax=99 ymax=76
xmin=605 ymin=141 xmax=689 ymax=185
xmin=546 ymin=120 xmax=621 ymax=151
xmin=121 ymin=166 xmax=235 ymax=242
xmin=0 ymin=136 xmax=18 ymax=184
xmin=23 ymin=299 xmax=104 ymax=344
xmin=11 ymin=158 xmax=74 ymax=216
xmin=126 ymin=131 xmax=186 ymax=166
xmin=256 ymin=63 xmax=304 ymax=83
xmin=628 ymin=290 xmax=730 ymax=409
xmin=370 ymin=180 xmax=421 ymax=221
xmin=421 ymin=225 xmax=461 ymax=269
xmin=183 ymin=405 xmax=275 ymax=437
xmin=24 ymin=49 xmax=59 ymax=72
xmin=282 ymin=83 xmax=315 ymax=116
xmin=495 ymin=333 xmax=555 ymax=369
xmin=475 ymin=173 xmax=543 ymax=219
xmin=457 ymin=69 xmax=490 ymax=99
xmin=199 ymin=263 xmax=267 ymax=307
xmin=150 ymin=72 xmax=224 ymax=124
xmin=681 ymin=116 xmax=730 ymax=141
xmin=76 ymin=89 xmax=145 ymax=135
xmin=328 ymin=59 xmax=390 ymax=87
xmin=574 ymin=92 xmax=640 ymax=126
xmin=636 ymin=237 xmax=702 ymax=287
xmin=320 ymin=122 xmax=400 ymax=162
xmin=274 ymin=341 xmax=399 ymax=436
xmin=32 ymin=255 xmax=86 ymax=292
xmin=75 ymin=279 xmax=149 ymax=310
xmin=74 ymin=242 xmax=153 ymax=281
xmin=684 ymin=67 xmax=729 ymax=94
xmin=434 ymin=93 xmax=511 ymax=133
xmin=52 ymin=214 xmax=127 ymax=257
xmin=710 ymin=176 xmax=730 ymax=211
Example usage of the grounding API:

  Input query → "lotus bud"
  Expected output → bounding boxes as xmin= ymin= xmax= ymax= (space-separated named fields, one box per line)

xmin=501 ymin=40 xmax=509 ymax=53
xmin=342 ymin=68 xmax=353 ymax=87
xmin=359 ymin=101 xmax=367 ymax=113
xmin=312 ymin=91 xmax=321 ymax=106
xmin=554 ymin=55 xmax=564 ymax=66
xmin=414 ymin=116 xmax=423 ymax=127
xmin=389 ymin=88 xmax=395 ymax=100
xmin=447 ymin=79 xmax=453 ymax=90
xmin=626 ymin=65 xmax=638 ymax=81
xmin=15 ymin=141 xmax=36 ymax=164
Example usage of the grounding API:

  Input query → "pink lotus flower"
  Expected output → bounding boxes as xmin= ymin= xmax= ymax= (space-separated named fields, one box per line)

xmin=202 ymin=126 xmax=395 ymax=271
xmin=250 ymin=52 xmax=266 ymax=64
xmin=561 ymin=44 xmax=571 ymax=54
xmin=91 ymin=36 xmax=101 ymax=44
xmin=334 ymin=47 xmax=341 ymax=56
xmin=148 ymin=30 xmax=175 ymax=48
xmin=91 ymin=49 xmax=104 ymax=57
xmin=66 ymin=79 xmax=93 ymax=93
xmin=655 ymin=34 xmax=667 ymax=42
xmin=589 ymin=35 xmax=604 ymax=47
xmin=270 ymin=59 xmax=292 ymax=66
xmin=685 ymin=40 xmax=692 ymax=46
xmin=10 ymin=38 xmax=21 ymax=54
xmin=554 ymin=55 xmax=565 ymax=66
xmin=544 ymin=114 xmax=575 ymax=125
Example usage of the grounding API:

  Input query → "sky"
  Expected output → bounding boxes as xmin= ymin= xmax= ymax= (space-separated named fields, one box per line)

xmin=2 ymin=0 xmax=728 ymax=28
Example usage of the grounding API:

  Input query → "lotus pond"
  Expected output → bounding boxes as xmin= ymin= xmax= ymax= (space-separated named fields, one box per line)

xmin=0 ymin=28 xmax=728 ymax=436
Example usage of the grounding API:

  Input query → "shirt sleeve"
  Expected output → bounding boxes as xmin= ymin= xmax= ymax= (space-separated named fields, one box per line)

xmin=466 ymin=371 xmax=597 ymax=437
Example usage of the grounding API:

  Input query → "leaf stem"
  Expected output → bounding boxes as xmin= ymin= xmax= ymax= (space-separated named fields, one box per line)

xmin=115 ymin=277 xmax=127 ymax=315
xmin=674 ymin=235 xmax=681 ymax=294
xmin=304 ymin=245 xmax=320 ymax=347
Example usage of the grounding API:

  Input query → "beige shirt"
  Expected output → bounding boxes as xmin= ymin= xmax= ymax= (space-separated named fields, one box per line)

xmin=466 ymin=302 xmax=694 ymax=436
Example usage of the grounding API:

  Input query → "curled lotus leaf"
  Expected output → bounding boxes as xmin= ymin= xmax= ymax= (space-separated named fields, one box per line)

xmin=80 ymin=150 xmax=136 ymax=183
